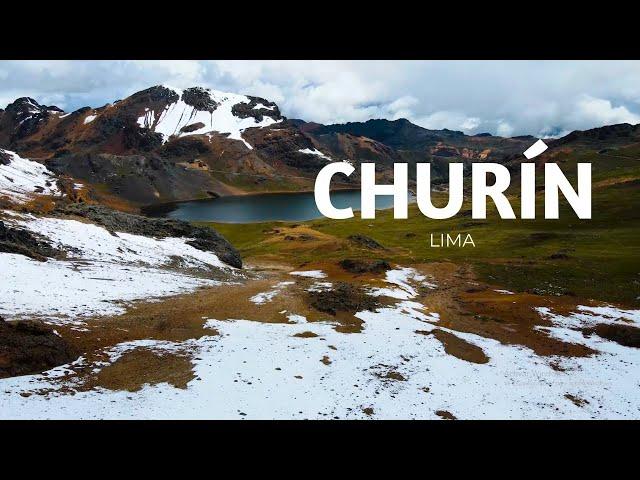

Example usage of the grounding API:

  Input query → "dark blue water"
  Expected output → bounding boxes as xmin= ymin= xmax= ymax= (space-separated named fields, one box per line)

xmin=147 ymin=190 xmax=404 ymax=223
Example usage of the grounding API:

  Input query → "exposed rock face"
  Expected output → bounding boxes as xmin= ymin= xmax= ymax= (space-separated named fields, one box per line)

xmin=232 ymin=95 xmax=281 ymax=122
xmin=308 ymin=282 xmax=379 ymax=316
xmin=180 ymin=122 xmax=206 ymax=133
xmin=46 ymin=151 xmax=218 ymax=205
xmin=339 ymin=258 xmax=391 ymax=274
xmin=182 ymin=87 xmax=219 ymax=112
xmin=53 ymin=203 xmax=242 ymax=268
xmin=0 ymin=220 xmax=64 ymax=261
xmin=0 ymin=317 xmax=78 ymax=379
xmin=0 ymin=149 xmax=11 ymax=165
xmin=348 ymin=234 xmax=385 ymax=250
xmin=127 ymin=85 xmax=180 ymax=106
xmin=243 ymin=120 xmax=339 ymax=175
xmin=0 ymin=97 xmax=62 ymax=144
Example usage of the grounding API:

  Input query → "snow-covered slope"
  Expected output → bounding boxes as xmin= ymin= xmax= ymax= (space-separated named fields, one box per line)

xmin=136 ymin=86 xmax=281 ymax=149
xmin=11 ymin=213 xmax=229 ymax=271
xmin=0 ymin=211 xmax=238 ymax=320
xmin=0 ymin=149 xmax=59 ymax=203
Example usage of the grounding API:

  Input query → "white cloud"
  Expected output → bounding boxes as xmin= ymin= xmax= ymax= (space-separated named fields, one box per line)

xmin=496 ymin=121 xmax=515 ymax=137
xmin=572 ymin=95 xmax=640 ymax=126
xmin=1 ymin=60 xmax=640 ymax=136
xmin=414 ymin=111 xmax=481 ymax=132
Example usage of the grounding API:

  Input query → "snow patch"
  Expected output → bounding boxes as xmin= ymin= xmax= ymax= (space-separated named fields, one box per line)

xmin=369 ymin=267 xmax=433 ymax=300
xmin=11 ymin=214 xmax=229 ymax=271
xmin=250 ymin=281 xmax=294 ymax=305
xmin=287 ymin=313 xmax=306 ymax=324
xmin=137 ymin=86 xmax=280 ymax=149
xmin=0 ymin=253 xmax=223 ymax=319
xmin=298 ymin=148 xmax=332 ymax=161
xmin=537 ymin=305 xmax=640 ymax=331
xmin=307 ymin=282 xmax=333 ymax=292
xmin=0 ymin=149 xmax=59 ymax=203
xmin=290 ymin=270 xmax=327 ymax=279
xmin=0 ymin=214 xmax=235 ymax=320
xmin=253 ymin=103 xmax=275 ymax=111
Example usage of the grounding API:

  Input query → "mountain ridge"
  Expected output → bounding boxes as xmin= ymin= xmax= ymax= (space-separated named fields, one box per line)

xmin=1 ymin=85 xmax=638 ymax=211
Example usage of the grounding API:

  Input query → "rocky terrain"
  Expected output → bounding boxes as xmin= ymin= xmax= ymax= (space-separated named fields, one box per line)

xmin=0 ymin=85 xmax=541 ymax=210
xmin=0 ymin=147 xmax=242 ymax=326
xmin=0 ymin=84 xmax=639 ymax=420
xmin=294 ymin=118 xmax=535 ymax=181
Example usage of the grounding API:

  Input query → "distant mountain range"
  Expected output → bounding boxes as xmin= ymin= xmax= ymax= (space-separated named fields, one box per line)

xmin=1 ymin=85 xmax=638 ymax=210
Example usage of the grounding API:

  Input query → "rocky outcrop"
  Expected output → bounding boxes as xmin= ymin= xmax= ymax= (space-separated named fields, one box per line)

xmin=127 ymin=85 xmax=179 ymax=106
xmin=231 ymin=95 xmax=281 ymax=122
xmin=0 ymin=317 xmax=78 ymax=379
xmin=338 ymin=258 xmax=391 ymax=274
xmin=0 ymin=149 xmax=11 ymax=165
xmin=0 ymin=220 xmax=64 ymax=261
xmin=308 ymin=282 xmax=379 ymax=316
xmin=348 ymin=234 xmax=385 ymax=250
xmin=182 ymin=87 xmax=219 ymax=112
xmin=46 ymin=151 xmax=218 ymax=205
xmin=53 ymin=203 xmax=242 ymax=268
xmin=0 ymin=97 xmax=63 ymax=145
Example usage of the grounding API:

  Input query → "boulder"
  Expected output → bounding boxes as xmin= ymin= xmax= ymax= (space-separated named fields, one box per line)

xmin=0 ymin=317 xmax=78 ymax=379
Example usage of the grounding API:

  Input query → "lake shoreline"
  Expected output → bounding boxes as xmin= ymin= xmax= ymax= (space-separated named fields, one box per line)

xmin=141 ymin=186 xmax=362 ymax=217
xmin=143 ymin=189 xmax=414 ymax=223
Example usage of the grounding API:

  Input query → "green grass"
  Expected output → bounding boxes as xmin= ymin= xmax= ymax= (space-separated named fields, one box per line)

xmin=203 ymin=154 xmax=640 ymax=307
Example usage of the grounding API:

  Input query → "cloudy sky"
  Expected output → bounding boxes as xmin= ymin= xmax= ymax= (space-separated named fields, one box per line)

xmin=1 ymin=60 xmax=639 ymax=137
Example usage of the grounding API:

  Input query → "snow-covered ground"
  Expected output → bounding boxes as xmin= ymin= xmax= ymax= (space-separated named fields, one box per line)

xmin=11 ymin=213 xmax=229 ymax=271
xmin=0 ymin=212 xmax=235 ymax=320
xmin=136 ymin=86 xmax=280 ymax=149
xmin=290 ymin=270 xmax=327 ymax=279
xmin=0 ymin=253 xmax=223 ymax=320
xmin=250 ymin=281 xmax=294 ymax=305
xmin=1 ymin=267 xmax=638 ymax=419
xmin=0 ymin=149 xmax=59 ymax=203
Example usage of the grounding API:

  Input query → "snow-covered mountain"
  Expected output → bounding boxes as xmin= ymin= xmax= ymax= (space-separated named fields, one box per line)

xmin=134 ymin=86 xmax=281 ymax=148
xmin=3 ymin=84 xmax=637 ymax=210
xmin=0 ymin=85 xmax=345 ymax=206
xmin=0 ymin=84 xmax=535 ymax=208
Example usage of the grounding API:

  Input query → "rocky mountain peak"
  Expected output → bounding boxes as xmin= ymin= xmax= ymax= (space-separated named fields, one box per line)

xmin=1 ymin=97 xmax=63 ymax=143
xmin=4 ymin=97 xmax=62 ymax=119
xmin=128 ymin=85 xmax=180 ymax=105
xmin=181 ymin=87 xmax=219 ymax=112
